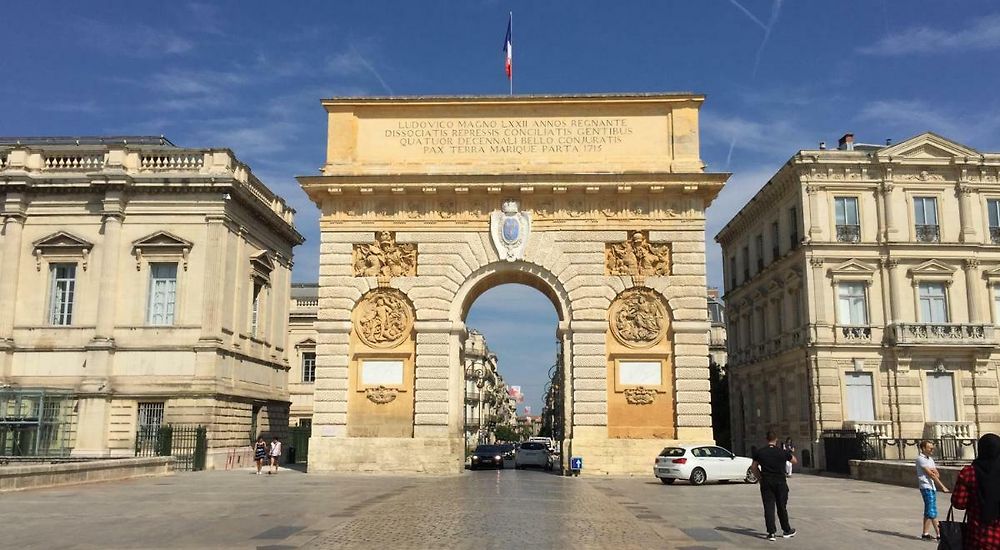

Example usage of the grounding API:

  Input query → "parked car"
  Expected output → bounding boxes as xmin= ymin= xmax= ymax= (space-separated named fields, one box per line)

xmin=515 ymin=441 xmax=552 ymax=470
xmin=653 ymin=445 xmax=757 ymax=485
xmin=470 ymin=445 xmax=506 ymax=470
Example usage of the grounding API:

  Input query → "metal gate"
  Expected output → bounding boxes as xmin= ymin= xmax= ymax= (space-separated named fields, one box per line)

xmin=135 ymin=424 xmax=207 ymax=471
xmin=822 ymin=429 xmax=882 ymax=473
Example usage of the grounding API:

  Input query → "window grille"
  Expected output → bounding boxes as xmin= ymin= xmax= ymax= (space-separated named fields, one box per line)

xmin=137 ymin=402 xmax=165 ymax=429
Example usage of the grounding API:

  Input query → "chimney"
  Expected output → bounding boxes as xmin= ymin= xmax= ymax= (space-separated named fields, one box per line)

xmin=838 ymin=133 xmax=855 ymax=151
xmin=819 ymin=141 xmax=826 ymax=150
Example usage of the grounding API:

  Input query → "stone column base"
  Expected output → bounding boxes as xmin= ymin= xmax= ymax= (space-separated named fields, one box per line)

xmin=308 ymin=437 xmax=465 ymax=474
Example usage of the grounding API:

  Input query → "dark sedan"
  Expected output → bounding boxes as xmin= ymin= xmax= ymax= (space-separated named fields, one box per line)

xmin=470 ymin=445 xmax=506 ymax=470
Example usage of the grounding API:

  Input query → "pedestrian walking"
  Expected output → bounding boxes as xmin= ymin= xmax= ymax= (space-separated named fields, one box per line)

xmin=916 ymin=440 xmax=949 ymax=540
xmin=782 ymin=438 xmax=795 ymax=477
xmin=269 ymin=436 xmax=282 ymax=474
xmin=951 ymin=433 xmax=1000 ymax=549
xmin=751 ymin=430 xmax=797 ymax=541
xmin=253 ymin=435 xmax=268 ymax=475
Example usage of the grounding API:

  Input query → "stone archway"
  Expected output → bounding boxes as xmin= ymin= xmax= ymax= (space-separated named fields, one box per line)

xmin=299 ymin=93 xmax=728 ymax=474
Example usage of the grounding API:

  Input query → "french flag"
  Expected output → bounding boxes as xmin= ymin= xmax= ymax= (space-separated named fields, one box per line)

xmin=503 ymin=14 xmax=512 ymax=80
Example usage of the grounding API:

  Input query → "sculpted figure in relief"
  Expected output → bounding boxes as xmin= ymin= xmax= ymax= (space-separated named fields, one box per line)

xmin=609 ymin=288 xmax=668 ymax=348
xmin=355 ymin=290 xmax=413 ymax=348
xmin=353 ymin=231 xmax=417 ymax=278
xmin=607 ymin=231 xmax=670 ymax=276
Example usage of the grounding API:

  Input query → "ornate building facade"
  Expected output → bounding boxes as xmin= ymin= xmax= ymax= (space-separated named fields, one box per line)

xmin=462 ymin=330 xmax=517 ymax=448
xmin=287 ymin=283 xmax=319 ymax=427
xmin=717 ymin=132 xmax=1000 ymax=469
xmin=0 ymin=137 xmax=302 ymax=467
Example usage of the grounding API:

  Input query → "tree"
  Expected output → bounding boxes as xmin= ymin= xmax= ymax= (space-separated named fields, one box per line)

xmin=493 ymin=425 xmax=521 ymax=442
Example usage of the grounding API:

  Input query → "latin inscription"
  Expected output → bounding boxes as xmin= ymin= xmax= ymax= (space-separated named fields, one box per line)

xmin=383 ymin=117 xmax=636 ymax=155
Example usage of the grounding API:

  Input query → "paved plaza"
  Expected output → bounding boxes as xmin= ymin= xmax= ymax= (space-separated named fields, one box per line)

xmin=3 ymin=467 xmax=928 ymax=549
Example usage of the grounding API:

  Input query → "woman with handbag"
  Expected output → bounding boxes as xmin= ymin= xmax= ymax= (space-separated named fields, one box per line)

xmin=951 ymin=433 xmax=1000 ymax=549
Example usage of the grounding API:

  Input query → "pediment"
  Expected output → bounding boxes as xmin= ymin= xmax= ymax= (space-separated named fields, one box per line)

xmin=878 ymin=132 xmax=979 ymax=160
xmin=250 ymin=251 xmax=276 ymax=272
xmin=132 ymin=231 xmax=193 ymax=250
xmin=909 ymin=259 xmax=956 ymax=276
xmin=295 ymin=338 xmax=317 ymax=348
xmin=32 ymin=231 xmax=93 ymax=251
xmin=828 ymin=259 xmax=877 ymax=275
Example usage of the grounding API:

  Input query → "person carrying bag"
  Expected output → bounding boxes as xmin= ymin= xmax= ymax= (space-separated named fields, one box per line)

xmin=937 ymin=505 xmax=965 ymax=550
xmin=951 ymin=433 xmax=1000 ymax=549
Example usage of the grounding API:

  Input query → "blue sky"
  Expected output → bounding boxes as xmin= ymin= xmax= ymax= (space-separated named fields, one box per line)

xmin=3 ymin=1 xmax=1000 ymax=414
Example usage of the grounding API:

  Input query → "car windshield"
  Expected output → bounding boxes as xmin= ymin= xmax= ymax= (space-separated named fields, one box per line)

xmin=474 ymin=445 xmax=502 ymax=453
xmin=520 ymin=442 xmax=546 ymax=451
xmin=658 ymin=447 xmax=685 ymax=457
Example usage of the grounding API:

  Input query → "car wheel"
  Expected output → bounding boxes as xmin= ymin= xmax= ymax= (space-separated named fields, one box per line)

xmin=690 ymin=468 xmax=707 ymax=486
xmin=745 ymin=468 xmax=759 ymax=484
xmin=660 ymin=477 xmax=675 ymax=485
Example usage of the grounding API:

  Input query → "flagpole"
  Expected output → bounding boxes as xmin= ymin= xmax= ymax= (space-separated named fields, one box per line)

xmin=509 ymin=11 xmax=513 ymax=96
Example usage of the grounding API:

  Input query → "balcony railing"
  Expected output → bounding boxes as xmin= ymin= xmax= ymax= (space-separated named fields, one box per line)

xmin=466 ymin=390 xmax=481 ymax=402
xmin=836 ymin=224 xmax=861 ymax=243
xmin=915 ymin=224 xmax=940 ymax=243
xmin=991 ymin=226 xmax=1000 ymax=244
xmin=293 ymin=298 xmax=318 ymax=308
xmin=838 ymin=325 xmax=872 ymax=342
xmin=927 ymin=421 xmax=976 ymax=439
xmin=844 ymin=420 xmax=893 ymax=439
xmin=888 ymin=323 xmax=994 ymax=345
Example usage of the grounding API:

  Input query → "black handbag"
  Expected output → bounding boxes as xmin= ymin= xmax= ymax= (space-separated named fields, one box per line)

xmin=938 ymin=505 xmax=966 ymax=550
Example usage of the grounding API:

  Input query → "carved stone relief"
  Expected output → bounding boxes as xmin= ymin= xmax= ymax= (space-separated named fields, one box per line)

xmin=353 ymin=231 xmax=417 ymax=277
xmin=365 ymin=385 xmax=399 ymax=404
xmin=609 ymin=288 xmax=668 ymax=348
xmin=624 ymin=387 xmax=657 ymax=405
xmin=354 ymin=289 xmax=414 ymax=348
xmin=606 ymin=231 xmax=671 ymax=276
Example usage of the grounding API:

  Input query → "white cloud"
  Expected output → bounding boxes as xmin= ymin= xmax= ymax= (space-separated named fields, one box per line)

xmin=855 ymin=99 xmax=1000 ymax=149
xmin=701 ymin=111 xmax=813 ymax=160
xmin=858 ymin=13 xmax=1000 ymax=55
xmin=72 ymin=17 xmax=195 ymax=57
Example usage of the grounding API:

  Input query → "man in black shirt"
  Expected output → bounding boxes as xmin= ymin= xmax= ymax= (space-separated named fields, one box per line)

xmin=751 ymin=430 xmax=798 ymax=541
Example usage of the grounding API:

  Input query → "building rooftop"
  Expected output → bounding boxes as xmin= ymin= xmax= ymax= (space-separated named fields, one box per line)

xmin=0 ymin=136 xmax=175 ymax=147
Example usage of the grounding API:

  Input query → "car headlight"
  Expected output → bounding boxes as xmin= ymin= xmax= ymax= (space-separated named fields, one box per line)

xmin=472 ymin=456 xmax=479 ymax=460
xmin=494 ymin=455 xmax=502 ymax=460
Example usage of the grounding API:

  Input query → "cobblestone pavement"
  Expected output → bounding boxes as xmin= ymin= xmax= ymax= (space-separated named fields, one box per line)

xmin=0 ymin=466 xmax=930 ymax=549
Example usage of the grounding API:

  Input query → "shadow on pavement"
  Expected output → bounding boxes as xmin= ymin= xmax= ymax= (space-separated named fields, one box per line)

xmin=715 ymin=525 xmax=766 ymax=540
xmin=864 ymin=528 xmax=919 ymax=541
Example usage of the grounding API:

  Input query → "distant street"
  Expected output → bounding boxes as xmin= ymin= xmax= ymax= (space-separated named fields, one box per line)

xmin=1 ymin=468 xmax=925 ymax=549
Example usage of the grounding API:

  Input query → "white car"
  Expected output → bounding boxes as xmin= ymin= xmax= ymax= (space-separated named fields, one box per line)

xmin=515 ymin=441 xmax=552 ymax=470
xmin=653 ymin=445 xmax=757 ymax=485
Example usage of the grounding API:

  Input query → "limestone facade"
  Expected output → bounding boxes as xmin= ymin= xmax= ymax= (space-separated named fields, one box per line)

xmin=299 ymin=93 xmax=727 ymax=475
xmin=462 ymin=330 xmax=517 ymax=448
xmin=717 ymin=132 xmax=1000 ymax=469
xmin=0 ymin=137 xmax=302 ymax=468
xmin=288 ymin=283 xmax=318 ymax=426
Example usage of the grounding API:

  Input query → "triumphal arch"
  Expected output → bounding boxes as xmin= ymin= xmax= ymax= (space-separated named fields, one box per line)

xmin=298 ymin=93 xmax=727 ymax=475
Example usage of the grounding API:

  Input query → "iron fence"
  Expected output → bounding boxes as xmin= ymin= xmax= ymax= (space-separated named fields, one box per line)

xmin=135 ymin=424 xmax=207 ymax=471
xmin=865 ymin=437 xmax=977 ymax=462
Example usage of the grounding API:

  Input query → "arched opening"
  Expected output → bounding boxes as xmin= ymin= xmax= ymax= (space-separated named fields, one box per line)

xmin=457 ymin=265 xmax=568 ymax=475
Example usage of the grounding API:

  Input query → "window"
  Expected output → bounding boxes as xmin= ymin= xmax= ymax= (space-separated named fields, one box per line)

xmin=302 ymin=352 xmax=316 ymax=383
xmin=835 ymin=197 xmax=860 ymax=243
xmin=789 ymin=206 xmax=799 ymax=249
xmin=250 ymin=282 xmax=263 ymax=336
xmin=742 ymin=246 xmax=750 ymax=282
xmin=708 ymin=301 xmax=724 ymax=324
xmin=988 ymin=199 xmax=1000 ymax=244
xmin=914 ymin=197 xmax=939 ymax=242
xmin=147 ymin=263 xmax=177 ymax=326
xmin=771 ymin=221 xmax=780 ymax=260
xmin=755 ymin=234 xmax=764 ymax=271
xmin=729 ymin=256 xmax=737 ymax=289
xmin=845 ymin=373 xmax=875 ymax=421
xmin=137 ymin=402 xmax=165 ymax=430
xmin=926 ymin=373 xmax=956 ymax=422
xmin=48 ymin=263 xmax=76 ymax=325
xmin=837 ymin=282 xmax=868 ymax=325
xmin=918 ymin=282 xmax=949 ymax=323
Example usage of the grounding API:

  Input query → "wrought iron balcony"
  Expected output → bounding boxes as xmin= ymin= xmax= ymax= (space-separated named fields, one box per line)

xmin=915 ymin=224 xmax=940 ymax=243
xmin=466 ymin=390 xmax=481 ymax=403
xmin=844 ymin=420 xmax=893 ymax=439
xmin=838 ymin=325 xmax=872 ymax=342
xmin=888 ymin=323 xmax=994 ymax=345
xmin=836 ymin=224 xmax=861 ymax=243
xmin=991 ymin=226 xmax=1000 ymax=244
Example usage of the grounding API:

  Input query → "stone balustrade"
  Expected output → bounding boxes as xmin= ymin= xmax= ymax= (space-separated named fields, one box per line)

xmin=888 ymin=323 xmax=994 ymax=345
xmin=928 ymin=421 xmax=976 ymax=439
xmin=837 ymin=325 xmax=873 ymax=343
xmin=844 ymin=420 xmax=893 ymax=439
